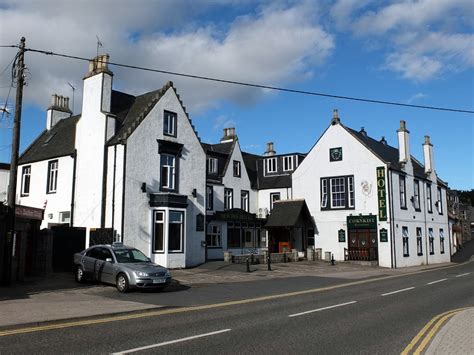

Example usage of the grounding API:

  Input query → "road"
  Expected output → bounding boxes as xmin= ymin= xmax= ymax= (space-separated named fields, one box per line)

xmin=0 ymin=261 xmax=472 ymax=354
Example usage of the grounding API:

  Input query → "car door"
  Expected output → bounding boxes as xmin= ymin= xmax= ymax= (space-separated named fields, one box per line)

xmin=100 ymin=248 xmax=116 ymax=284
xmin=82 ymin=247 xmax=100 ymax=278
xmin=93 ymin=247 xmax=107 ymax=282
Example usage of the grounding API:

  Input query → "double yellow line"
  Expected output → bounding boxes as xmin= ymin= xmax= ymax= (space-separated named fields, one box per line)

xmin=401 ymin=307 xmax=471 ymax=354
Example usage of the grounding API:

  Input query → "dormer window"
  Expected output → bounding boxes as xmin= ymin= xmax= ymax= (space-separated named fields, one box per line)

xmin=283 ymin=156 xmax=294 ymax=172
xmin=265 ymin=157 xmax=277 ymax=174
xmin=207 ymin=158 xmax=218 ymax=174
xmin=163 ymin=110 xmax=177 ymax=137
xmin=233 ymin=160 xmax=241 ymax=177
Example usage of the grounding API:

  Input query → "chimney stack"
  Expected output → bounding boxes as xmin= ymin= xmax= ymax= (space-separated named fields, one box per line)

xmin=220 ymin=127 xmax=237 ymax=143
xmin=423 ymin=135 xmax=435 ymax=175
xmin=380 ymin=136 xmax=387 ymax=145
xmin=84 ymin=54 xmax=112 ymax=79
xmin=397 ymin=120 xmax=410 ymax=164
xmin=46 ymin=93 xmax=72 ymax=129
xmin=264 ymin=142 xmax=276 ymax=156
xmin=331 ymin=109 xmax=340 ymax=125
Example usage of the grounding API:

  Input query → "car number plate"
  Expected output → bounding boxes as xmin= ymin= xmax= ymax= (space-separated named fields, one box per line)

xmin=153 ymin=279 xmax=165 ymax=284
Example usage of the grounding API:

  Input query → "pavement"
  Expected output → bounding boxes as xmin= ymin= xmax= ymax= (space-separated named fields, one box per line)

xmin=0 ymin=242 xmax=473 ymax=353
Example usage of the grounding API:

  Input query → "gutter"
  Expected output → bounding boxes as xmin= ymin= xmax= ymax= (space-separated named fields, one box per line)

xmin=70 ymin=149 xmax=77 ymax=227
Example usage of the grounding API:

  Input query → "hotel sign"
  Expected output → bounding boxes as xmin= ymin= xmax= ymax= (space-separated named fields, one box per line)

xmin=347 ymin=215 xmax=377 ymax=229
xmin=377 ymin=167 xmax=387 ymax=221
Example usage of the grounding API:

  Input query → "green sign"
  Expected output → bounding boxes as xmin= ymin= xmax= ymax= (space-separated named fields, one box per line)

xmin=338 ymin=229 xmax=346 ymax=242
xmin=347 ymin=215 xmax=377 ymax=229
xmin=377 ymin=167 xmax=387 ymax=221
xmin=196 ymin=214 xmax=204 ymax=231
xmin=380 ymin=228 xmax=388 ymax=242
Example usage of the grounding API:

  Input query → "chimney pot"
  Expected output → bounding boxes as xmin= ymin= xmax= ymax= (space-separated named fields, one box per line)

xmin=264 ymin=142 xmax=276 ymax=156
xmin=331 ymin=109 xmax=341 ymax=125
xmin=397 ymin=120 xmax=410 ymax=164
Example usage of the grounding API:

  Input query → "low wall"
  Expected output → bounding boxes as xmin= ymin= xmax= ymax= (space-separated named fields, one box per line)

xmin=224 ymin=250 xmax=304 ymax=264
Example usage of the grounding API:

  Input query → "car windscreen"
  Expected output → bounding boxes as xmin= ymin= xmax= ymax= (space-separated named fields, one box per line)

xmin=113 ymin=249 xmax=149 ymax=263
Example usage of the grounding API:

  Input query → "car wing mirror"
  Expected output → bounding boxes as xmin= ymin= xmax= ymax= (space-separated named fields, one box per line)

xmin=106 ymin=257 xmax=113 ymax=263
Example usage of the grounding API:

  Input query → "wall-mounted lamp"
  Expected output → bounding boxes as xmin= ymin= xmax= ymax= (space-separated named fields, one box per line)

xmin=48 ymin=213 xmax=53 ymax=219
xmin=192 ymin=188 xmax=197 ymax=198
xmin=141 ymin=182 xmax=147 ymax=193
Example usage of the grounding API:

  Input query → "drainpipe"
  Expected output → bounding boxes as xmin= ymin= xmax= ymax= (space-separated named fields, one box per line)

xmin=387 ymin=167 xmax=396 ymax=268
xmin=423 ymin=184 xmax=429 ymax=266
xmin=111 ymin=144 xmax=117 ymax=236
xmin=70 ymin=149 xmax=77 ymax=227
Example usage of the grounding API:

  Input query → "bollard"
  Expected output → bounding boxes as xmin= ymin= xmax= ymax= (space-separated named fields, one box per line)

xmin=246 ymin=257 xmax=250 ymax=272
xmin=331 ymin=253 xmax=335 ymax=266
xmin=267 ymin=256 xmax=272 ymax=271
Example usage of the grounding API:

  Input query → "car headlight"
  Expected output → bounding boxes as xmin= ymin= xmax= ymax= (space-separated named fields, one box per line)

xmin=136 ymin=271 xmax=149 ymax=277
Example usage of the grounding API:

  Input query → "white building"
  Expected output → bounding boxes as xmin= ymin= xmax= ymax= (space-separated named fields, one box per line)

xmin=292 ymin=110 xmax=450 ymax=267
xmin=0 ymin=163 xmax=9 ymax=204
xmin=17 ymin=55 xmax=206 ymax=268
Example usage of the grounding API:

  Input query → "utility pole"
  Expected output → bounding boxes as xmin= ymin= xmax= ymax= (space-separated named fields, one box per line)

xmin=3 ymin=37 xmax=26 ymax=286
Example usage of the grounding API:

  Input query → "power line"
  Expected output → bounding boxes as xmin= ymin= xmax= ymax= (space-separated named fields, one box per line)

xmin=4 ymin=45 xmax=474 ymax=114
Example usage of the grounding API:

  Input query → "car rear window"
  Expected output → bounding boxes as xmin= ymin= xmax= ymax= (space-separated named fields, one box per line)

xmin=113 ymin=249 xmax=149 ymax=263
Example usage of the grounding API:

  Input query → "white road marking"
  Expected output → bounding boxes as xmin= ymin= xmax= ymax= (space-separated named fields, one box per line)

xmin=288 ymin=301 xmax=357 ymax=318
xmin=113 ymin=329 xmax=231 ymax=354
xmin=427 ymin=278 xmax=447 ymax=285
xmin=455 ymin=273 xmax=471 ymax=278
xmin=381 ymin=287 xmax=415 ymax=296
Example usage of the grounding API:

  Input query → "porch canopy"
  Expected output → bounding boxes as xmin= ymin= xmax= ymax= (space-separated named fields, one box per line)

xmin=265 ymin=200 xmax=314 ymax=229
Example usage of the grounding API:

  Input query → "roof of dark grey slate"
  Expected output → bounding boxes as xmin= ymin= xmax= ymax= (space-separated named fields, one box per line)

xmin=202 ymin=142 xmax=234 ymax=182
xmin=345 ymin=126 xmax=447 ymax=187
xmin=242 ymin=152 xmax=259 ymax=189
xmin=265 ymin=200 xmax=314 ymax=228
xmin=0 ymin=162 xmax=10 ymax=170
xmin=18 ymin=115 xmax=80 ymax=164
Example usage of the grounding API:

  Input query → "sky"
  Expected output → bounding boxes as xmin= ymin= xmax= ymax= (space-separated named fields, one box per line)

xmin=0 ymin=0 xmax=473 ymax=190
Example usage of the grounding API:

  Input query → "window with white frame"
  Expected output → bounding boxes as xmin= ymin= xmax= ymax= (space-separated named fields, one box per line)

xmin=233 ymin=160 xmax=241 ymax=177
xmin=207 ymin=157 xmax=218 ymax=174
xmin=427 ymin=184 xmax=433 ymax=213
xmin=161 ymin=154 xmax=176 ymax=190
xmin=241 ymin=190 xmax=249 ymax=212
xmin=168 ymin=210 xmax=184 ymax=252
xmin=265 ymin=157 xmax=277 ymax=174
xmin=413 ymin=180 xmax=420 ymax=210
xmin=402 ymin=226 xmax=409 ymax=257
xmin=47 ymin=160 xmax=58 ymax=194
xmin=206 ymin=224 xmax=221 ymax=247
xmin=163 ymin=110 xmax=177 ymax=137
xmin=429 ymin=228 xmax=434 ymax=254
xmin=416 ymin=227 xmax=423 ymax=256
xmin=399 ymin=175 xmax=407 ymax=209
xmin=437 ymin=187 xmax=443 ymax=214
xmin=320 ymin=176 xmax=355 ymax=210
xmin=153 ymin=211 xmax=165 ymax=252
xmin=440 ymin=228 xmax=445 ymax=254
xmin=348 ymin=176 xmax=355 ymax=208
xmin=270 ymin=192 xmax=280 ymax=210
xmin=21 ymin=165 xmax=31 ymax=196
xmin=206 ymin=185 xmax=213 ymax=210
xmin=282 ymin=156 xmax=294 ymax=172
xmin=224 ymin=188 xmax=233 ymax=210
xmin=321 ymin=179 xmax=328 ymax=208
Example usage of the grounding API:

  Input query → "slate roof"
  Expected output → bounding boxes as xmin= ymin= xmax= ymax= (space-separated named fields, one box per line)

xmin=202 ymin=142 xmax=234 ymax=183
xmin=0 ymin=162 xmax=10 ymax=170
xmin=265 ymin=200 xmax=314 ymax=228
xmin=19 ymin=115 xmax=80 ymax=164
xmin=242 ymin=152 xmax=259 ymax=189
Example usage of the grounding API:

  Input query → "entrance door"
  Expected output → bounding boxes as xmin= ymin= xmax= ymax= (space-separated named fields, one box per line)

xmin=348 ymin=228 xmax=378 ymax=261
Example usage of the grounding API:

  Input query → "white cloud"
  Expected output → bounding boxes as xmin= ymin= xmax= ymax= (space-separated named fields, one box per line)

xmin=213 ymin=115 xmax=237 ymax=131
xmin=0 ymin=1 xmax=334 ymax=115
xmin=330 ymin=0 xmax=474 ymax=82
xmin=406 ymin=92 xmax=427 ymax=104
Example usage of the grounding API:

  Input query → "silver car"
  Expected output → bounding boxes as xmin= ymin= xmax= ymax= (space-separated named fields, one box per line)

xmin=73 ymin=243 xmax=172 ymax=293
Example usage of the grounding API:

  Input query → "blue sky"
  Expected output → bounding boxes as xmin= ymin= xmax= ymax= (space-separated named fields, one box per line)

xmin=0 ymin=0 xmax=473 ymax=189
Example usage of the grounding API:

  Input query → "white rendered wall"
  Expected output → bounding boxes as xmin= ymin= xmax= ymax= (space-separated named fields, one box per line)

xmin=104 ymin=144 xmax=125 ymax=238
xmin=123 ymin=87 xmax=206 ymax=268
xmin=74 ymin=72 xmax=112 ymax=238
xmin=257 ymin=188 xmax=292 ymax=213
xmin=0 ymin=168 xmax=8 ymax=203
xmin=16 ymin=156 xmax=74 ymax=229
xmin=292 ymin=124 xmax=393 ymax=267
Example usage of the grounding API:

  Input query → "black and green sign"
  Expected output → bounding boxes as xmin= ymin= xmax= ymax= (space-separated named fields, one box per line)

xmin=196 ymin=214 xmax=204 ymax=232
xmin=347 ymin=215 xmax=377 ymax=229
xmin=330 ymin=147 xmax=343 ymax=162
xmin=338 ymin=229 xmax=346 ymax=242
xmin=377 ymin=167 xmax=387 ymax=221
xmin=380 ymin=228 xmax=388 ymax=242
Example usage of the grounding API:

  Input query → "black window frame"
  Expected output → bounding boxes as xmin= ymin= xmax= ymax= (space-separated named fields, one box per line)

xmin=21 ymin=165 xmax=31 ymax=196
xmin=413 ymin=179 xmax=420 ymax=211
xmin=206 ymin=185 xmax=213 ymax=210
xmin=46 ymin=159 xmax=58 ymax=194
xmin=416 ymin=227 xmax=423 ymax=256
xmin=440 ymin=228 xmax=445 ymax=254
xmin=437 ymin=187 xmax=443 ymax=215
xmin=399 ymin=175 xmax=407 ymax=209
xmin=402 ymin=226 xmax=409 ymax=257
xmin=429 ymin=228 xmax=434 ymax=255
xmin=233 ymin=160 xmax=241 ymax=177
xmin=163 ymin=110 xmax=177 ymax=137
xmin=320 ymin=175 xmax=355 ymax=210
xmin=160 ymin=153 xmax=177 ymax=192
xmin=427 ymin=183 xmax=433 ymax=213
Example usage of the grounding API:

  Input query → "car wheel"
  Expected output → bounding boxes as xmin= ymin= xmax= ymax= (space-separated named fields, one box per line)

xmin=75 ymin=266 xmax=85 ymax=283
xmin=116 ymin=273 xmax=129 ymax=293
